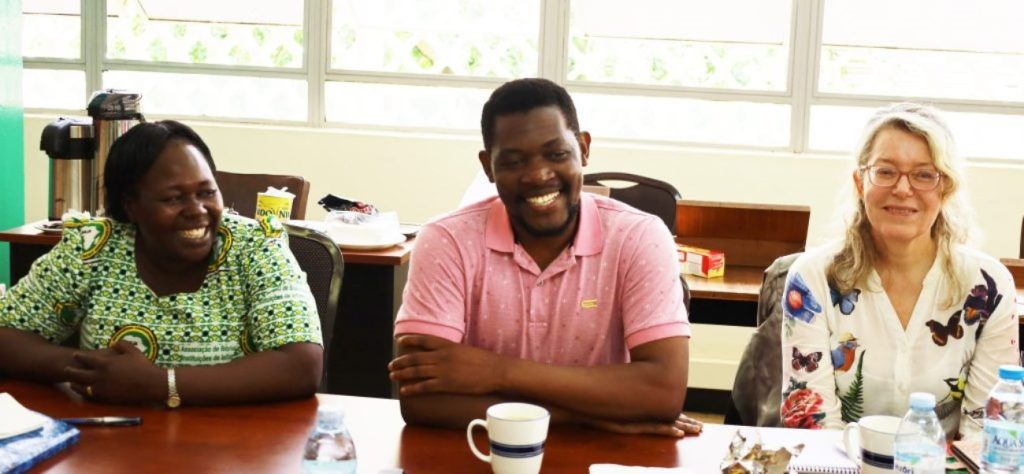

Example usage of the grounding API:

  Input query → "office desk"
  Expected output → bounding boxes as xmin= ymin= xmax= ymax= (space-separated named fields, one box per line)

xmin=6 ymin=380 xmax=841 ymax=473
xmin=684 ymin=265 xmax=762 ymax=303
xmin=0 ymin=222 xmax=410 ymax=399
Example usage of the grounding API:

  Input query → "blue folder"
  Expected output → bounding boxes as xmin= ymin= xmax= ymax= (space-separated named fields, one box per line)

xmin=0 ymin=415 xmax=79 ymax=474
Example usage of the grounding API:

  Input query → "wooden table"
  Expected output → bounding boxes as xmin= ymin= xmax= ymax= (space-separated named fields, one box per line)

xmin=0 ymin=221 xmax=411 ymax=399
xmin=7 ymin=380 xmax=842 ymax=473
xmin=684 ymin=265 xmax=763 ymax=303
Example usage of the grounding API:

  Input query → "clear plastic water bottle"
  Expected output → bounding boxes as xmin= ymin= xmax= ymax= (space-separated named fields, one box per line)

xmin=981 ymin=365 xmax=1024 ymax=474
xmin=893 ymin=392 xmax=946 ymax=474
xmin=302 ymin=405 xmax=357 ymax=474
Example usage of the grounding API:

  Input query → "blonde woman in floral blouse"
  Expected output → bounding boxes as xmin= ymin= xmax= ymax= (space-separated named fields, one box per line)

xmin=780 ymin=103 xmax=1018 ymax=437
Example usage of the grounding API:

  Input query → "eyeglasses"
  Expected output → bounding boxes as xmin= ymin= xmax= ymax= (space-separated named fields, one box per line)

xmin=860 ymin=165 xmax=943 ymax=191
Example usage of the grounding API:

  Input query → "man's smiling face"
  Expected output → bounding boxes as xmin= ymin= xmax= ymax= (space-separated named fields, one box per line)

xmin=479 ymin=105 xmax=590 ymax=240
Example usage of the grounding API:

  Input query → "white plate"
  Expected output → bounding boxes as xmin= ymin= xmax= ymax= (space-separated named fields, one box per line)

xmin=398 ymin=224 xmax=422 ymax=238
xmin=34 ymin=221 xmax=64 ymax=234
xmin=333 ymin=233 xmax=406 ymax=250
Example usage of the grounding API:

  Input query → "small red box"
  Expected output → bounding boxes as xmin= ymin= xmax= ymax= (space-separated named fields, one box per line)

xmin=677 ymin=244 xmax=725 ymax=278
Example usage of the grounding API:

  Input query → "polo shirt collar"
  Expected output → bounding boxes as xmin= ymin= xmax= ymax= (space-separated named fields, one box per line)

xmin=485 ymin=193 xmax=603 ymax=256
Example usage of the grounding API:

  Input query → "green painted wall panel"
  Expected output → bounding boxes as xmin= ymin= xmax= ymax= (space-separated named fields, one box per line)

xmin=0 ymin=0 xmax=25 ymax=285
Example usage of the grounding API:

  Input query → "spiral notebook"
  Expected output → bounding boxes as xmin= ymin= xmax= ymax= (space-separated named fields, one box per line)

xmin=759 ymin=429 xmax=859 ymax=474
xmin=787 ymin=442 xmax=859 ymax=474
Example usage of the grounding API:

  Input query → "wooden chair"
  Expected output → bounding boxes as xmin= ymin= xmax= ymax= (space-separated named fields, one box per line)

xmin=1019 ymin=217 xmax=1024 ymax=258
xmin=284 ymin=223 xmax=344 ymax=392
xmin=583 ymin=172 xmax=681 ymax=234
xmin=214 ymin=171 xmax=310 ymax=220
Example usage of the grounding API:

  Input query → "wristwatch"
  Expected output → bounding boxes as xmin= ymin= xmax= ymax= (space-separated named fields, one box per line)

xmin=166 ymin=368 xmax=181 ymax=408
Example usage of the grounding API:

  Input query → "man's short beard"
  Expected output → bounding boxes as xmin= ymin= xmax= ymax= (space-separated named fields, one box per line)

xmin=512 ymin=199 xmax=581 ymax=239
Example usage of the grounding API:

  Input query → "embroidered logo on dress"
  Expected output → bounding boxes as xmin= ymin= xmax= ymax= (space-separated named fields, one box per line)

xmin=258 ymin=215 xmax=283 ymax=239
xmin=79 ymin=220 xmax=113 ymax=260
xmin=207 ymin=224 xmax=233 ymax=273
xmin=109 ymin=324 xmax=159 ymax=362
xmin=580 ymin=299 xmax=598 ymax=309
xmin=54 ymin=302 xmax=81 ymax=326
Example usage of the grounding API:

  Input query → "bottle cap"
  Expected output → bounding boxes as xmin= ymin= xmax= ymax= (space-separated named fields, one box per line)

xmin=998 ymin=365 xmax=1024 ymax=381
xmin=316 ymin=404 xmax=346 ymax=430
xmin=909 ymin=392 xmax=936 ymax=410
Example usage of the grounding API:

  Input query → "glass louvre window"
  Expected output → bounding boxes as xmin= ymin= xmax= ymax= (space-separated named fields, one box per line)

xmin=104 ymin=70 xmax=307 ymax=121
xmin=820 ymin=0 xmax=1024 ymax=103
xmin=22 ymin=0 xmax=80 ymax=59
xmin=106 ymin=0 xmax=304 ymax=68
xmin=809 ymin=105 xmax=1024 ymax=161
xmin=567 ymin=0 xmax=791 ymax=90
xmin=575 ymin=93 xmax=790 ymax=147
xmin=325 ymin=81 xmax=489 ymax=129
xmin=330 ymin=0 xmax=540 ymax=78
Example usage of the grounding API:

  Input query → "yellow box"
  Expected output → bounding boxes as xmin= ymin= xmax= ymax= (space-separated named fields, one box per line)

xmin=255 ymin=193 xmax=293 ymax=222
xmin=677 ymin=244 xmax=725 ymax=278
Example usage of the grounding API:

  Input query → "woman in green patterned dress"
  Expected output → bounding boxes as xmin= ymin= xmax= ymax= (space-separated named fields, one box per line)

xmin=0 ymin=120 xmax=323 ymax=406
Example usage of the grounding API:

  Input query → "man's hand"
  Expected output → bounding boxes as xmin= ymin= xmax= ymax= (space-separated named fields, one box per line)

xmin=64 ymin=341 xmax=165 ymax=404
xmin=389 ymin=335 xmax=505 ymax=396
xmin=587 ymin=412 xmax=704 ymax=438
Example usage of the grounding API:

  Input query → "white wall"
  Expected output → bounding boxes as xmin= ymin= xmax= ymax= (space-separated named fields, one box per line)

xmin=23 ymin=114 xmax=1024 ymax=259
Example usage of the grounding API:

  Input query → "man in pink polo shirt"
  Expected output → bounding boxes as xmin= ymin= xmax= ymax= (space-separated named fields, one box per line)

xmin=388 ymin=78 xmax=699 ymax=436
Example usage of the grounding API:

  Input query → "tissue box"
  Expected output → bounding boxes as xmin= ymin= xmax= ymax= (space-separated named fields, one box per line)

xmin=678 ymin=244 xmax=725 ymax=278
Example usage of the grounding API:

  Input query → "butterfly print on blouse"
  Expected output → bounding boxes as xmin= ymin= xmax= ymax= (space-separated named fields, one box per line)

xmin=926 ymin=312 xmax=964 ymax=346
xmin=792 ymin=347 xmax=823 ymax=373
xmin=829 ymin=285 xmax=861 ymax=316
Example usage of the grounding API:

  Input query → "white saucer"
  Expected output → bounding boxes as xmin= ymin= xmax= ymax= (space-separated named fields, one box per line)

xmin=34 ymin=221 xmax=64 ymax=234
xmin=333 ymin=233 xmax=406 ymax=250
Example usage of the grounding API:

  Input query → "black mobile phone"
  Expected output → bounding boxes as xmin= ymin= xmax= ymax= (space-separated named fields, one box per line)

xmin=318 ymin=194 xmax=358 ymax=212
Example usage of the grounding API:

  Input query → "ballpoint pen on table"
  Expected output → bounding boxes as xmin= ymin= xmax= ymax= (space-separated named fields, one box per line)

xmin=60 ymin=416 xmax=142 ymax=426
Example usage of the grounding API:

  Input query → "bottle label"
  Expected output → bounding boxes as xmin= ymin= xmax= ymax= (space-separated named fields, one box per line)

xmin=982 ymin=419 xmax=1024 ymax=467
xmin=894 ymin=443 xmax=944 ymax=473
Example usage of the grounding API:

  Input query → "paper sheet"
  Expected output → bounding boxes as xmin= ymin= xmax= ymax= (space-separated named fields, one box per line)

xmin=0 ymin=393 xmax=47 ymax=439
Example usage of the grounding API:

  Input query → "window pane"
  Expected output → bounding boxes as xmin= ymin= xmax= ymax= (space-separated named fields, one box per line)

xmin=575 ymin=93 xmax=790 ymax=146
xmin=568 ymin=0 xmax=790 ymax=90
xmin=106 ymin=0 xmax=304 ymax=68
xmin=23 ymin=68 xmax=86 ymax=109
xmin=104 ymin=70 xmax=306 ymax=121
xmin=325 ymin=81 xmax=489 ymax=129
xmin=820 ymin=0 xmax=1024 ymax=102
xmin=22 ymin=0 xmax=80 ymax=59
xmin=809 ymin=105 xmax=1024 ymax=161
xmin=330 ymin=0 xmax=539 ymax=78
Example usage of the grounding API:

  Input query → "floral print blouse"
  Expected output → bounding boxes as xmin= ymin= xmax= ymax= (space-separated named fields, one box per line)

xmin=780 ymin=242 xmax=1019 ymax=436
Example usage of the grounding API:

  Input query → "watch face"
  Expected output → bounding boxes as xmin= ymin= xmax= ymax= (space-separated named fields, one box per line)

xmin=168 ymin=396 xmax=181 ymax=408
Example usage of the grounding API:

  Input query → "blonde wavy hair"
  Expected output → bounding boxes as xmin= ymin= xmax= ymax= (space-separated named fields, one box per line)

xmin=827 ymin=103 xmax=974 ymax=302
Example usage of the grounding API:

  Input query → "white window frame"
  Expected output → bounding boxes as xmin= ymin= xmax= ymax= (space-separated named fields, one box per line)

xmin=21 ymin=0 xmax=1024 ymax=161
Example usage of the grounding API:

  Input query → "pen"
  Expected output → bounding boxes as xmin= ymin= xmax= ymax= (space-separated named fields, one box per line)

xmin=60 ymin=416 xmax=142 ymax=426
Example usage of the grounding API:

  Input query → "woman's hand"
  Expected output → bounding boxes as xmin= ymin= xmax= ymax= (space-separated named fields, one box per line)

xmin=65 ymin=341 xmax=166 ymax=404
xmin=587 ymin=412 xmax=704 ymax=438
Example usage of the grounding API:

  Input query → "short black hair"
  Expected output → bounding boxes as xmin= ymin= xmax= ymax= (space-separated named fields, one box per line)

xmin=103 ymin=120 xmax=215 ymax=222
xmin=480 ymin=78 xmax=580 ymax=151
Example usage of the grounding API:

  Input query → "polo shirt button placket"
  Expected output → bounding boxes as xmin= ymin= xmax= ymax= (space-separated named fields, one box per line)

xmin=536 ymin=280 xmax=545 ymax=287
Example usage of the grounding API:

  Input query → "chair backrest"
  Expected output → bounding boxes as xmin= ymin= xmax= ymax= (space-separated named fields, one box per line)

xmin=583 ymin=172 xmax=681 ymax=233
xmin=724 ymin=252 xmax=801 ymax=427
xmin=1019 ymin=216 xmax=1023 ymax=258
xmin=215 ymin=170 xmax=311 ymax=220
xmin=284 ymin=223 xmax=344 ymax=391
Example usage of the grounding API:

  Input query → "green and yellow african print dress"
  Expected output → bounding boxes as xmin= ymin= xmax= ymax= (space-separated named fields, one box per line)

xmin=0 ymin=213 xmax=322 ymax=367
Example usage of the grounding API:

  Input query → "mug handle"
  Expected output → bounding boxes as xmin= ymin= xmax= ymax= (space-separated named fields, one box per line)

xmin=842 ymin=422 xmax=860 ymax=462
xmin=467 ymin=418 xmax=490 ymax=463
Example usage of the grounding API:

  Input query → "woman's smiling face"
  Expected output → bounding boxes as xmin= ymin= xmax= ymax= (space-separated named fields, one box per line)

xmin=856 ymin=126 xmax=945 ymax=249
xmin=123 ymin=139 xmax=223 ymax=266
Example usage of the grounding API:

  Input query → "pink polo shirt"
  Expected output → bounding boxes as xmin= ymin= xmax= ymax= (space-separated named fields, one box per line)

xmin=394 ymin=193 xmax=690 ymax=366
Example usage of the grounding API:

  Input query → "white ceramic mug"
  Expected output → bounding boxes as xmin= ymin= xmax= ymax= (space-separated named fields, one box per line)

xmin=467 ymin=403 xmax=550 ymax=474
xmin=843 ymin=415 xmax=902 ymax=473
